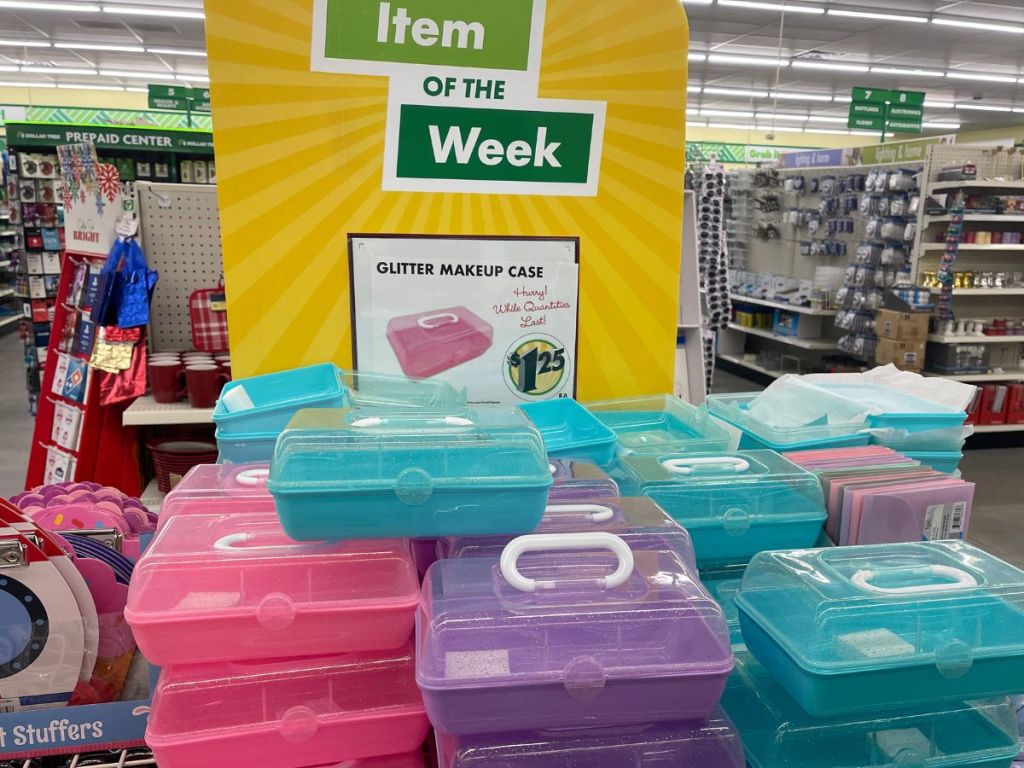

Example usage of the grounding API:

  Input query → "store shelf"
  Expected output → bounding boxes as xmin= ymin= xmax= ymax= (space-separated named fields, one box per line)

xmin=726 ymin=323 xmax=836 ymax=350
xmin=928 ymin=288 xmax=1024 ymax=296
xmin=927 ymin=334 xmax=1024 ymax=344
xmin=920 ymin=244 xmax=1024 ymax=252
xmin=929 ymin=181 xmax=1024 ymax=193
xmin=140 ymin=477 xmax=166 ymax=514
xmin=0 ymin=230 xmax=16 ymax=237
xmin=717 ymin=352 xmax=783 ymax=379
xmin=925 ymin=370 xmax=1024 ymax=383
xmin=0 ymin=314 xmax=21 ymax=330
xmin=729 ymin=293 xmax=838 ymax=316
xmin=0 ymin=288 xmax=13 ymax=299
xmin=122 ymin=395 xmax=214 ymax=426
xmin=973 ymin=423 xmax=1024 ymax=433
xmin=924 ymin=214 xmax=1024 ymax=225
xmin=0 ymin=260 xmax=10 ymax=270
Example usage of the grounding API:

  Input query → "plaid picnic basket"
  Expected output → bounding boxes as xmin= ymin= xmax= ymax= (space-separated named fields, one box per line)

xmin=189 ymin=285 xmax=229 ymax=352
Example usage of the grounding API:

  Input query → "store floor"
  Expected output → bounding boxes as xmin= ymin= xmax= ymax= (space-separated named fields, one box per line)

xmin=0 ymin=331 xmax=33 ymax=498
xmin=710 ymin=366 xmax=1024 ymax=569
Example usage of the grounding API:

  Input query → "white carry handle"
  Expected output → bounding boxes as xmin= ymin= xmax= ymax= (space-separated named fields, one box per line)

xmin=544 ymin=503 xmax=615 ymax=523
xmin=214 ymin=532 xmax=287 ymax=552
xmin=549 ymin=463 xmax=558 ymax=474
xmin=500 ymin=532 xmax=634 ymax=593
xmin=661 ymin=456 xmax=750 ymax=475
xmin=234 ymin=467 xmax=270 ymax=487
xmin=851 ymin=565 xmax=978 ymax=596
xmin=351 ymin=415 xmax=473 ymax=428
xmin=417 ymin=312 xmax=460 ymax=330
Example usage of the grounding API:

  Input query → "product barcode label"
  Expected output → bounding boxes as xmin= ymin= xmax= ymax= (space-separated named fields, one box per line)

xmin=923 ymin=502 xmax=967 ymax=541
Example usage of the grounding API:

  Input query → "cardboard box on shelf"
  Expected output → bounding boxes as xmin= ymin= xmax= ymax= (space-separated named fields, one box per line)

xmin=876 ymin=338 xmax=926 ymax=371
xmin=980 ymin=384 xmax=1010 ymax=426
xmin=877 ymin=309 xmax=930 ymax=341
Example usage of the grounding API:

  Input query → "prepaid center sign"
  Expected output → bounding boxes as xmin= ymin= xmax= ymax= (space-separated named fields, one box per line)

xmin=312 ymin=0 xmax=605 ymax=195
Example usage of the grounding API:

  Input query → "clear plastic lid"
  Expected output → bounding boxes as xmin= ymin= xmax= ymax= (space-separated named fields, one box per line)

xmin=341 ymin=368 xmax=468 ymax=410
xmin=160 ymin=463 xmax=275 ymax=523
xmin=619 ymin=450 xmax=826 ymax=525
xmin=128 ymin=513 xmax=419 ymax=628
xmin=736 ymin=541 xmax=1024 ymax=674
xmin=445 ymin=497 xmax=696 ymax=572
xmin=418 ymin=532 xmax=732 ymax=691
xmin=705 ymin=393 xmax=869 ymax=447
xmin=518 ymin=399 xmax=617 ymax=456
xmin=437 ymin=711 xmax=744 ymax=767
xmin=723 ymin=650 xmax=1019 ymax=768
xmin=549 ymin=458 xmax=619 ymax=500
xmin=585 ymin=395 xmax=732 ymax=454
xmin=147 ymin=643 xmax=424 ymax=744
xmin=269 ymin=407 xmax=551 ymax=495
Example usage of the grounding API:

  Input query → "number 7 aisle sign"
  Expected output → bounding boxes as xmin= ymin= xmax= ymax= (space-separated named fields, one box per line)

xmin=849 ymin=87 xmax=925 ymax=134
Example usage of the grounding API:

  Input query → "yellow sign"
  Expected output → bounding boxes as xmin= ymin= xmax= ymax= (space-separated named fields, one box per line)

xmin=205 ymin=0 xmax=689 ymax=400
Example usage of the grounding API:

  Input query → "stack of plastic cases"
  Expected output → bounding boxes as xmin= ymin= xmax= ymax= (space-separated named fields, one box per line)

xmin=616 ymin=450 xmax=827 ymax=567
xmin=418 ymin=531 xmax=734 ymax=736
xmin=549 ymin=457 xmax=619 ymax=500
xmin=585 ymin=395 xmax=732 ymax=454
xmin=268 ymin=407 xmax=552 ymax=540
xmin=127 ymin=511 xmax=429 ymax=768
xmin=722 ymin=649 xmax=1020 ymax=768
xmin=157 ymin=462 xmax=274 ymax=529
xmin=146 ymin=645 xmax=428 ymax=768
xmin=735 ymin=541 xmax=1024 ymax=716
xmin=435 ymin=710 xmax=744 ymax=768
xmin=703 ymin=393 xmax=872 ymax=451
xmin=518 ymin=398 xmax=618 ymax=466
xmin=440 ymin=496 xmax=698 ymax=573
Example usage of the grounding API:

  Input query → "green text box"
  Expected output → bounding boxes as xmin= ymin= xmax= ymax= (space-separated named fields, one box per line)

xmin=887 ymin=119 xmax=923 ymax=133
xmin=324 ymin=0 xmax=533 ymax=70
xmin=852 ymin=87 xmax=891 ymax=104
xmin=891 ymin=90 xmax=926 ymax=107
xmin=396 ymin=104 xmax=594 ymax=183
xmin=850 ymin=103 xmax=885 ymax=116
xmin=888 ymin=105 xmax=923 ymax=119
xmin=149 ymin=96 xmax=189 ymax=110
xmin=849 ymin=115 xmax=885 ymax=130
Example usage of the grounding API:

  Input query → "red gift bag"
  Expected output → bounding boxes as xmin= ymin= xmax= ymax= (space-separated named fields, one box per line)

xmin=189 ymin=286 xmax=229 ymax=352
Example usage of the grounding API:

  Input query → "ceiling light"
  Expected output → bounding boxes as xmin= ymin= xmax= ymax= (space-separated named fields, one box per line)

xmin=805 ymin=115 xmax=848 ymax=123
xmin=764 ymin=125 xmax=802 ymax=132
xmin=755 ymin=112 xmax=808 ymax=121
xmin=803 ymin=128 xmax=852 ymax=135
xmin=827 ymin=9 xmax=927 ymax=23
xmin=54 ymin=42 xmax=145 ymax=52
xmin=146 ymin=48 xmax=207 ymax=57
xmin=719 ymin=0 xmax=824 ymax=14
xmin=687 ymin=85 xmax=702 ymax=93
xmin=956 ymin=103 xmax=1013 ymax=112
xmin=851 ymin=130 xmax=895 ymax=137
xmin=686 ymin=123 xmax=709 ymax=130
xmin=833 ymin=95 xmax=853 ymax=103
xmin=869 ymin=66 xmax=945 ymax=78
xmin=0 ymin=80 xmax=57 ymax=87
xmin=700 ymin=109 xmax=754 ymax=118
xmin=0 ymin=1 xmax=99 ymax=10
xmin=703 ymin=86 xmax=770 ymax=98
xmin=20 ymin=66 xmax=97 ymax=75
xmin=0 ymin=66 xmax=17 ymax=72
xmin=124 ymin=86 xmax=148 ymax=92
xmin=0 ymin=39 xmax=51 ymax=48
xmin=791 ymin=60 xmax=869 ymax=73
xmin=773 ymin=91 xmax=834 ymax=102
xmin=688 ymin=53 xmax=706 ymax=62
xmin=686 ymin=107 xmax=700 ymax=115
xmin=923 ymin=121 xmax=961 ymax=128
xmin=947 ymin=71 xmax=1018 ymax=83
xmin=56 ymin=83 xmax=126 ymax=91
xmin=681 ymin=0 xmax=713 ymax=5
xmin=100 ymin=5 xmax=204 ymax=19
xmin=100 ymin=68 xmax=176 ymax=80
xmin=706 ymin=122 xmax=755 ymax=130
xmin=176 ymin=73 xmax=209 ymax=82
xmin=925 ymin=100 xmax=955 ymax=109
xmin=932 ymin=18 xmax=1024 ymax=34
xmin=708 ymin=53 xmax=789 ymax=68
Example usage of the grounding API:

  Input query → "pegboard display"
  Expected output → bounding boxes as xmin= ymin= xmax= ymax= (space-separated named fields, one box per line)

xmin=136 ymin=182 xmax=224 ymax=353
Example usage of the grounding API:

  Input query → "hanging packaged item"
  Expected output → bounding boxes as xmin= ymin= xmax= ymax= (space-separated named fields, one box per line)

xmin=158 ymin=463 xmax=275 ymax=528
xmin=386 ymin=305 xmax=494 ymax=378
xmin=549 ymin=458 xmax=620 ymax=500
xmin=441 ymin=496 xmax=696 ymax=573
xmin=417 ymin=532 xmax=733 ymax=734
xmin=126 ymin=513 xmax=419 ymax=664
xmin=736 ymin=541 xmax=1024 ymax=716
xmin=146 ymin=644 xmax=429 ymax=768
xmin=519 ymin=398 xmax=618 ymax=465
xmin=269 ymin=407 xmax=551 ymax=540
xmin=616 ymin=450 xmax=826 ymax=566
xmin=584 ymin=395 xmax=732 ymax=455
xmin=435 ymin=711 xmax=744 ymax=768
xmin=189 ymin=283 xmax=230 ymax=352
xmin=723 ymin=649 xmax=1019 ymax=768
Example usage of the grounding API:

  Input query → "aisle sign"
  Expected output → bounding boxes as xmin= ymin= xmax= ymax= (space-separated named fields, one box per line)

xmin=848 ymin=87 xmax=925 ymax=134
xmin=147 ymin=84 xmax=189 ymax=111
xmin=205 ymin=0 xmax=691 ymax=402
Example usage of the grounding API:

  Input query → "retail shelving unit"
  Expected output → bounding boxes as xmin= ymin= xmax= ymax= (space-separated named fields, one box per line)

xmin=676 ymin=190 xmax=708 ymax=404
xmin=911 ymin=145 xmax=1024 ymax=432
xmin=122 ymin=395 xmax=215 ymax=426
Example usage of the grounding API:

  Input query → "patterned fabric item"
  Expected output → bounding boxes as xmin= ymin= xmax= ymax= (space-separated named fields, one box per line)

xmin=189 ymin=287 xmax=229 ymax=352
xmin=697 ymin=163 xmax=731 ymax=395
